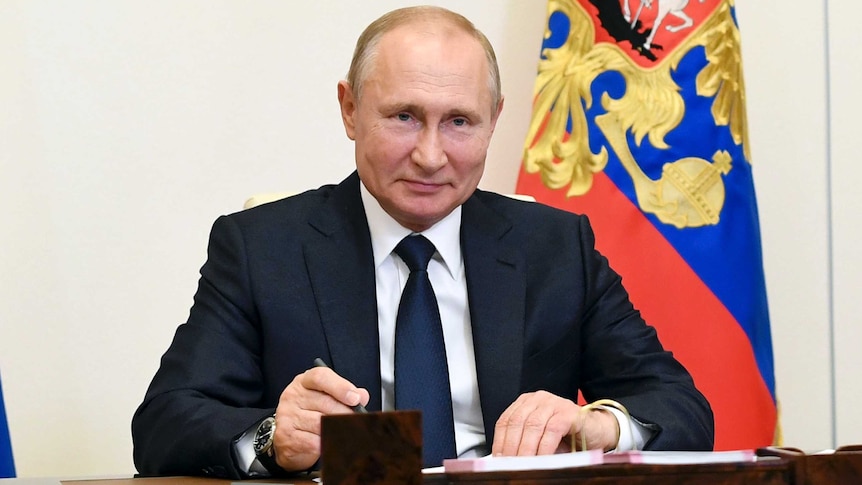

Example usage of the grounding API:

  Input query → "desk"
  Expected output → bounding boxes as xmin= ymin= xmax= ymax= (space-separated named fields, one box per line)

xmin=760 ymin=445 xmax=862 ymax=484
xmin=805 ymin=451 xmax=862 ymax=484
xmin=3 ymin=450 xmax=861 ymax=485
xmin=0 ymin=459 xmax=798 ymax=485
xmin=0 ymin=479 xmax=315 ymax=485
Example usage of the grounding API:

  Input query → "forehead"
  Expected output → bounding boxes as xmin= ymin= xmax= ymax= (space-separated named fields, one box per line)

xmin=378 ymin=21 xmax=484 ymax=69
xmin=366 ymin=23 xmax=491 ymax=110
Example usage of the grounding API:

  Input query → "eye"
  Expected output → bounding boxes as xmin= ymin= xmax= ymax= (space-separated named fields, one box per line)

xmin=452 ymin=118 xmax=468 ymax=127
xmin=396 ymin=113 xmax=412 ymax=122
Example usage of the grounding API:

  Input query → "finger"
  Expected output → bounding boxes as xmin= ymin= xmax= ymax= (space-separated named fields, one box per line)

xmin=301 ymin=367 xmax=367 ymax=412
xmin=516 ymin=404 xmax=560 ymax=456
xmin=492 ymin=396 xmax=519 ymax=456
xmin=494 ymin=394 xmax=539 ymax=456
xmin=356 ymin=387 xmax=370 ymax=408
xmin=535 ymin=408 xmax=578 ymax=455
xmin=491 ymin=405 xmax=512 ymax=456
xmin=278 ymin=374 xmax=335 ymax=416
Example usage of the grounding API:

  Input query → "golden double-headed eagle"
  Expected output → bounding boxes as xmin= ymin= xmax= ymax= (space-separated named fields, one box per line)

xmin=522 ymin=0 xmax=747 ymax=229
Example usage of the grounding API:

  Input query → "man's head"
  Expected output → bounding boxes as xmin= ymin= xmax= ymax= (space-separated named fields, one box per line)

xmin=337 ymin=6 xmax=505 ymax=232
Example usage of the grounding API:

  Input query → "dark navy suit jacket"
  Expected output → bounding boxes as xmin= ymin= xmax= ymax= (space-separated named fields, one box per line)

xmin=132 ymin=172 xmax=713 ymax=478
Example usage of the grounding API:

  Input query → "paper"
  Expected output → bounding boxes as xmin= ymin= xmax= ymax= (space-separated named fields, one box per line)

xmin=443 ymin=449 xmax=605 ymax=473
xmin=603 ymin=449 xmax=756 ymax=465
xmin=440 ymin=449 xmax=756 ymax=473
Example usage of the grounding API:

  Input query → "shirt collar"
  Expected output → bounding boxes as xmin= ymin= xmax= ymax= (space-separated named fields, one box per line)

xmin=360 ymin=182 xmax=463 ymax=280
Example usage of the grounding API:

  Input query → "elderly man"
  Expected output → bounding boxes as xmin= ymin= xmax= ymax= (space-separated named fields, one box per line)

xmin=132 ymin=5 xmax=712 ymax=478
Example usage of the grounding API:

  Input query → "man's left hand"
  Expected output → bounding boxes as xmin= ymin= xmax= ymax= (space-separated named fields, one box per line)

xmin=491 ymin=391 xmax=620 ymax=456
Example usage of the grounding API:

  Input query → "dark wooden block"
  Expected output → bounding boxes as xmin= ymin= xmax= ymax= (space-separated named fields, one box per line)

xmin=321 ymin=410 xmax=422 ymax=485
xmin=804 ymin=446 xmax=862 ymax=484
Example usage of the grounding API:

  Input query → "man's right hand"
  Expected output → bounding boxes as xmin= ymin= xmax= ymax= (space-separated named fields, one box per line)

xmin=271 ymin=366 xmax=370 ymax=472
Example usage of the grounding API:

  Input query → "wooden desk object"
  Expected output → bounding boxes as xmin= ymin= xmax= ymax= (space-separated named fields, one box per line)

xmin=759 ymin=445 xmax=862 ymax=484
xmin=320 ymin=410 xmax=422 ymax=485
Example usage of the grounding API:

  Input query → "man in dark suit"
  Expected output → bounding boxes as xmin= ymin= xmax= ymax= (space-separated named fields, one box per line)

xmin=132 ymin=5 xmax=713 ymax=478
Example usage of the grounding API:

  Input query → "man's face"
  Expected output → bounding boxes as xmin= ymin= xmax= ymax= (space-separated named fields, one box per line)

xmin=338 ymin=23 xmax=503 ymax=232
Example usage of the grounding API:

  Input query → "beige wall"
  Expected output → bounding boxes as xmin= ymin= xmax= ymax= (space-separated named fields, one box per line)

xmin=0 ymin=0 xmax=856 ymax=477
xmin=825 ymin=1 xmax=862 ymax=447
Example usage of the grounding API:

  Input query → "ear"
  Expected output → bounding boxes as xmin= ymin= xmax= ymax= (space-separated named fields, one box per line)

xmin=337 ymin=80 xmax=357 ymax=140
xmin=489 ymin=95 xmax=505 ymax=134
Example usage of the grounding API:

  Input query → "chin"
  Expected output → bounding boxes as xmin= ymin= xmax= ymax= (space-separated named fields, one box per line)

xmin=397 ymin=208 xmax=449 ymax=232
xmin=392 ymin=194 xmax=461 ymax=228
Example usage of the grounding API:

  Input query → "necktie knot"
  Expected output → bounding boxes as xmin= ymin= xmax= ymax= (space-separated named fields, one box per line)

xmin=395 ymin=235 xmax=436 ymax=272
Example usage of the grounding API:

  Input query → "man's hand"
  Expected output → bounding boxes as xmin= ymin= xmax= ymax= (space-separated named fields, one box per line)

xmin=271 ymin=366 xmax=370 ymax=471
xmin=492 ymin=391 xmax=620 ymax=456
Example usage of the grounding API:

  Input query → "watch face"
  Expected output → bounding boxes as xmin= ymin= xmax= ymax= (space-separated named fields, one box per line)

xmin=253 ymin=416 xmax=276 ymax=455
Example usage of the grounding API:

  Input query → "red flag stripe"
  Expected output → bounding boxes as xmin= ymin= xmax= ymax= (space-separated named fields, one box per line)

xmin=517 ymin=169 xmax=776 ymax=449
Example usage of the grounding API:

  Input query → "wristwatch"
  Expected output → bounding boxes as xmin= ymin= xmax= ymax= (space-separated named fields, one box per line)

xmin=252 ymin=415 xmax=281 ymax=474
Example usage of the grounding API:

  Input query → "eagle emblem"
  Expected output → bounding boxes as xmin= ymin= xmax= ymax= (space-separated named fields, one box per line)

xmin=522 ymin=0 xmax=748 ymax=229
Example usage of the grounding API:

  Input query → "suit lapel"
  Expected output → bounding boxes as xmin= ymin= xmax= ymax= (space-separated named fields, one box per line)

xmin=303 ymin=173 xmax=383 ymax=411
xmin=461 ymin=194 xmax=526 ymax=445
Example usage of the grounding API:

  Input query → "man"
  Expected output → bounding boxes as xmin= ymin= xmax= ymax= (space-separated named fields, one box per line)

xmin=132 ymin=6 xmax=713 ymax=478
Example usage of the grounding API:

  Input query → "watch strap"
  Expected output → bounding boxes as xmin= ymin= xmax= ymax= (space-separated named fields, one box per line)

xmin=255 ymin=449 xmax=282 ymax=476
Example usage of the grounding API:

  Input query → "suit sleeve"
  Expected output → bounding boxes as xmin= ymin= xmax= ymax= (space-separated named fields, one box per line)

xmin=574 ymin=216 xmax=714 ymax=451
xmin=131 ymin=215 xmax=272 ymax=478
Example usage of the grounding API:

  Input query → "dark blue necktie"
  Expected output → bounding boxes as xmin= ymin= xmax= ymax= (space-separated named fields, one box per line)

xmin=394 ymin=235 xmax=456 ymax=467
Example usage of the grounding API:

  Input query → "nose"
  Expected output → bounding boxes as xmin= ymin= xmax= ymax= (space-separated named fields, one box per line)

xmin=411 ymin=126 xmax=447 ymax=171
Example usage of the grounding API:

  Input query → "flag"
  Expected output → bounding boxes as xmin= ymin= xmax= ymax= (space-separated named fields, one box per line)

xmin=0 ymin=373 xmax=15 ymax=478
xmin=517 ymin=0 xmax=776 ymax=450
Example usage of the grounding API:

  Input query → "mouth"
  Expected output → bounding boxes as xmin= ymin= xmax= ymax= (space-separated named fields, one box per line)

xmin=402 ymin=179 xmax=446 ymax=193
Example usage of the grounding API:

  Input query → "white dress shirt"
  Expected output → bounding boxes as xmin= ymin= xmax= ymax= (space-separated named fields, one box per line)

xmin=360 ymin=184 xmax=488 ymax=458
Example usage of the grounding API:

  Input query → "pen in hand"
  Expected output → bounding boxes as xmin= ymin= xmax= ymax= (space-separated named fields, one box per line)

xmin=313 ymin=357 xmax=369 ymax=414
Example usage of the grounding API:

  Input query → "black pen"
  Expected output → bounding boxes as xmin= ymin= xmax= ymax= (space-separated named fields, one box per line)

xmin=313 ymin=357 xmax=369 ymax=413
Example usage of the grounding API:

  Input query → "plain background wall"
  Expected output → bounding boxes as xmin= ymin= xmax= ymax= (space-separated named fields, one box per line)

xmin=0 ymin=0 xmax=857 ymax=477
